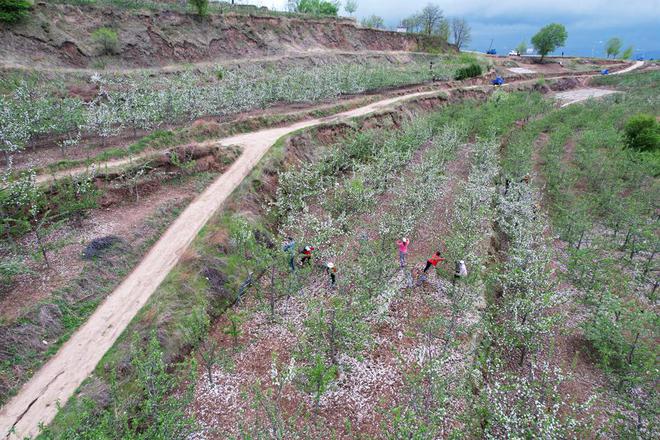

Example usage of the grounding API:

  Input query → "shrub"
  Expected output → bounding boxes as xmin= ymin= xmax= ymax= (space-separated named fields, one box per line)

xmin=0 ymin=258 xmax=30 ymax=290
xmin=624 ymin=114 xmax=659 ymax=152
xmin=91 ymin=27 xmax=119 ymax=55
xmin=454 ymin=63 xmax=482 ymax=80
xmin=0 ymin=0 xmax=31 ymax=24
xmin=188 ymin=0 xmax=208 ymax=17
xmin=290 ymin=0 xmax=339 ymax=16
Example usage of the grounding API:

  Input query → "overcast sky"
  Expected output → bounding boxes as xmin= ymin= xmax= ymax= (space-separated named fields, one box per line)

xmin=244 ymin=0 xmax=660 ymax=58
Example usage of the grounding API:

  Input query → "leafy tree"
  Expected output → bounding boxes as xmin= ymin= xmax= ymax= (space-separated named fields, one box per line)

xmin=531 ymin=23 xmax=567 ymax=62
xmin=361 ymin=14 xmax=384 ymax=29
xmin=91 ymin=27 xmax=119 ymax=56
xmin=223 ymin=310 xmax=244 ymax=351
xmin=303 ymin=352 xmax=337 ymax=408
xmin=622 ymin=46 xmax=634 ymax=60
xmin=401 ymin=14 xmax=421 ymax=33
xmin=419 ymin=3 xmax=444 ymax=36
xmin=606 ymin=37 xmax=623 ymax=58
xmin=0 ymin=0 xmax=31 ymax=23
xmin=451 ymin=17 xmax=470 ymax=50
xmin=624 ymin=114 xmax=659 ymax=152
xmin=289 ymin=0 xmax=339 ymax=16
xmin=189 ymin=0 xmax=209 ymax=17
xmin=344 ymin=0 xmax=357 ymax=15
xmin=516 ymin=40 xmax=527 ymax=55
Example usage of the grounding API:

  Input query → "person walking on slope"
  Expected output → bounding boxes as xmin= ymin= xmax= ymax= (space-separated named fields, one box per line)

xmin=396 ymin=238 xmax=410 ymax=268
xmin=282 ymin=237 xmax=296 ymax=272
xmin=326 ymin=262 xmax=337 ymax=288
xmin=453 ymin=260 xmax=468 ymax=285
xmin=300 ymin=245 xmax=315 ymax=266
xmin=424 ymin=251 xmax=446 ymax=273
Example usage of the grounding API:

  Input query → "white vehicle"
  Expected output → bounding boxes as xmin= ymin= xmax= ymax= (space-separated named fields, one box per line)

xmin=508 ymin=50 xmax=520 ymax=56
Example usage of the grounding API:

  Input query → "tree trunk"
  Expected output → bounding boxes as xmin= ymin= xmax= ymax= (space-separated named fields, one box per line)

xmin=206 ymin=365 xmax=213 ymax=386
xmin=328 ymin=309 xmax=337 ymax=365
xmin=519 ymin=345 xmax=527 ymax=367
xmin=576 ymin=230 xmax=585 ymax=250
xmin=627 ymin=332 xmax=640 ymax=366
xmin=621 ymin=228 xmax=633 ymax=251
xmin=269 ymin=264 xmax=276 ymax=320
xmin=643 ymin=250 xmax=656 ymax=276
xmin=629 ymin=236 xmax=637 ymax=260
xmin=34 ymin=225 xmax=50 ymax=269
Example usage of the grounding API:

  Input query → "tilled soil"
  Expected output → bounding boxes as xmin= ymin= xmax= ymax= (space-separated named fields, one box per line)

xmin=189 ymin=141 xmax=475 ymax=438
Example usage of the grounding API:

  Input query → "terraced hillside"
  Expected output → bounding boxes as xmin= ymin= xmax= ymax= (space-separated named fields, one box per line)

xmin=1 ymin=2 xmax=656 ymax=439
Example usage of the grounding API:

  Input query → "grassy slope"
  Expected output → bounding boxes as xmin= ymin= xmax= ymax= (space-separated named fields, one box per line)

xmin=493 ymin=70 xmax=659 ymax=435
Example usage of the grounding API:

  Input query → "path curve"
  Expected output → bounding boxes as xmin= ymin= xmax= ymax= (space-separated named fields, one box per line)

xmin=612 ymin=60 xmax=644 ymax=75
xmin=1 ymin=49 xmax=436 ymax=75
xmin=0 ymin=58 xmax=646 ymax=439
xmin=0 ymin=90 xmax=436 ymax=440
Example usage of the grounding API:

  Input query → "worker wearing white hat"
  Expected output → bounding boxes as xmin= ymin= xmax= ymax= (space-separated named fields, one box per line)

xmin=453 ymin=260 xmax=468 ymax=285
xmin=396 ymin=237 xmax=410 ymax=268
xmin=326 ymin=262 xmax=337 ymax=287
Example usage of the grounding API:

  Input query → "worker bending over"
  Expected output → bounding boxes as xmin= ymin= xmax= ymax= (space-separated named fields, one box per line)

xmin=424 ymin=251 xmax=446 ymax=273
xmin=300 ymin=245 xmax=315 ymax=266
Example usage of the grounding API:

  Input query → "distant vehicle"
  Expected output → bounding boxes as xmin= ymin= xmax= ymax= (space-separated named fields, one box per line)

xmin=636 ymin=56 xmax=644 ymax=61
xmin=508 ymin=50 xmax=520 ymax=56
xmin=491 ymin=76 xmax=505 ymax=85
xmin=601 ymin=69 xmax=609 ymax=75
xmin=486 ymin=49 xmax=497 ymax=55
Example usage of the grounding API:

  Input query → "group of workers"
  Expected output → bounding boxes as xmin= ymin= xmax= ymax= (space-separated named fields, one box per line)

xmin=282 ymin=236 xmax=468 ymax=288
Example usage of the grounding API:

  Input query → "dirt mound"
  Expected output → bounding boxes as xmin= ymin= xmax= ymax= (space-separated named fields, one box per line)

xmin=549 ymin=77 xmax=583 ymax=91
xmin=0 ymin=4 xmax=444 ymax=68
xmin=82 ymin=235 xmax=123 ymax=260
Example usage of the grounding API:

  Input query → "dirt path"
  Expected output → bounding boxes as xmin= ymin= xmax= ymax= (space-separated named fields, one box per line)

xmin=1 ymin=49 xmax=434 ymax=74
xmin=0 ymin=58 xmax=646 ymax=439
xmin=556 ymin=88 xmax=620 ymax=107
xmin=612 ymin=60 xmax=644 ymax=75
xmin=0 ymin=89 xmax=443 ymax=440
xmin=554 ymin=61 xmax=645 ymax=107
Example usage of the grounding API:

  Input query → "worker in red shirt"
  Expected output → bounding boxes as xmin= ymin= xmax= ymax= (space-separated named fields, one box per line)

xmin=423 ymin=251 xmax=445 ymax=273
xmin=300 ymin=245 xmax=315 ymax=266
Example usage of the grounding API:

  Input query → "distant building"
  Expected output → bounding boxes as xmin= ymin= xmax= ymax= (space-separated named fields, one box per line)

xmin=396 ymin=27 xmax=407 ymax=33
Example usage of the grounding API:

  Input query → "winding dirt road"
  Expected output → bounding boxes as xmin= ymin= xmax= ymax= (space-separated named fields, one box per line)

xmin=554 ymin=61 xmax=644 ymax=107
xmin=0 ymin=59 xmax=644 ymax=440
